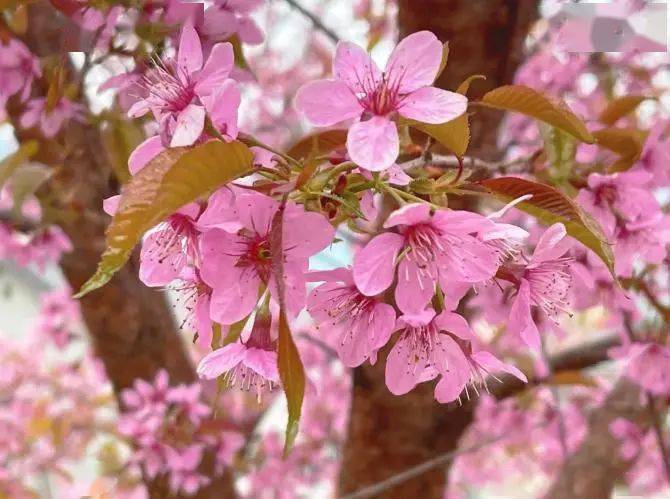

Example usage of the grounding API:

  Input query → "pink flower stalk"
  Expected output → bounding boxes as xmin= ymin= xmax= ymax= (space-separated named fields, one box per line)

xmin=0 ymin=39 xmax=41 ymax=105
xmin=128 ymin=24 xmax=240 ymax=147
xmin=307 ymin=268 xmax=396 ymax=367
xmin=197 ymin=316 xmax=280 ymax=401
xmin=295 ymin=31 xmax=467 ymax=171
xmin=200 ymin=191 xmax=335 ymax=324
xmin=19 ymin=97 xmax=85 ymax=138
xmin=353 ymin=203 xmax=498 ymax=314
xmin=504 ymin=223 xmax=573 ymax=351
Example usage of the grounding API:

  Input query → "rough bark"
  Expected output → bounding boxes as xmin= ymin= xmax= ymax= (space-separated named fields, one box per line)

xmin=545 ymin=379 xmax=652 ymax=499
xmin=11 ymin=3 xmax=235 ymax=497
xmin=338 ymin=2 xmax=539 ymax=497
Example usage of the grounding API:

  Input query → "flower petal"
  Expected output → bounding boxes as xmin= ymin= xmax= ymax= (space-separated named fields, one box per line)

xmin=346 ymin=116 xmax=399 ymax=171
xmin=129 ymin=135 xmax=164 ymax=175
xmin=385 ymin=31 xmax=443 ymax=93
xmin=170 ymin=104 xmax=206 ymax=147
xmin=353 ymin=232 xmax=404 ymax=296
xmin=398 ymin=87 xmax=467 ymax=124
xmin=472 ymin=350 xmax=528 ymax=383
xmin=283 ymin=210 xmax=335 ymax=258
xmin=509 ymin=279 xmax=541 ymax=351
xmin=385 ymin=335 xmax=423 ymax=395
xmin=294 ymin=79 xmax=363 ymax=127
xmin=395 ymin=258 xmax=435 ymax=314
xmin=333 ymin=41 xmax=382 ymax=94
xmin=244 ymin=348 xmax=279 ymax=382
xmin=178 ymin=24 xmax=203 ymax=75
xmin=194 ymin=42 xmax=234 ymax=97
xmin=196 ymin=343 xmax=246 ymax=379
xmin=384 ymin=203 xmax=431 ymax=228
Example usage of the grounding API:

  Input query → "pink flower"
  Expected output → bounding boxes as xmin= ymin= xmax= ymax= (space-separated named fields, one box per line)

xmin=615 ymin=342 xmax=670 ymax=396
xmin=610 ymin=417 xmax=644 ymax=460
xmin=307 ymin=268 xmax=396 ymax=367
xmin=0 ymin=39 xmax=41 ymax=105
xmin=613 ymin=214 xmax=670 ymax=278
xmin=139 ymin=203 xmax=202 ymax=287
xmin=200 ymin=191 xmax=334 ymax=324
xmin=385 ymin=308 xmax=526 ymax=401
xmin=201 ymin=0 xmax=264 ymax=45
xmin=505 ymin=223 xmax=573 ymax=350
xmin=129 ymin=24 xmax=239 ymax=147
xmin=197 ymin=317 xmax=279 ymax=401
xmin=353 ymin=203 xmax=498 ymax=314
xmin=20 ymin=97 xmax=85 ymax=138
xmin=295 ymin=31 xmax=467 ymax=171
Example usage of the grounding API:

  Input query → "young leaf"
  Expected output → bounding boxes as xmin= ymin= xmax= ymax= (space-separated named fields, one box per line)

xmin=478 ymin=177 xmax=615 ymax=276
xmin=539 ymin=123 xmax=576 ymax=178
xmin=480 ymin=85 xmax=594 ymax=143
xmin=434 ymin=41 xmax=450 ymax=82
xmin=0 ymin=140 xmax=40 ymax=189
xmin=101 ymin=118 xmax=145 ymax=184
xmin=592 ymin=127 xmax=646 ymax=172
xmin=286 ymin=129 xmax=348 ymax=161
xmin=270 ymin=196 xmax=306 ymax=455
xmin=598 ymin=95 xmax=650 ymax=126
xmin=76 ymin=140 xmax=253 ymax=297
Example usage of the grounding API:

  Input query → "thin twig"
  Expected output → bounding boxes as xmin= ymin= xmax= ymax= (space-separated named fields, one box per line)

xmin=283 ymin=0 xmax=341 ymax=43
xmin=342 ymin=423 xmax=547 ymax=499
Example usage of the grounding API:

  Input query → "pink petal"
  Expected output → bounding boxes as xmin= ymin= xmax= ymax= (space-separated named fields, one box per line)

xmin=129 ymin=135 xmax=164 ymax=175
xmin=472 ymin=350 xmax=528 ymax=383
xmin=509 ymin=279 xmax=541 ymax=351
xmin=353 ymin=232 xmax=404 ymax=296
xmin=395 ymin=258 xmax=435 ymax=314
xmin=139 ymin=230 xmax=186 ymax=286
xmin=385 ymin=31 xmax=443 ymax=94
xmin=244 ymin=348 xmax=279 ymax=382
xmin=384 ymin=203 xmax=431 ymax=228
xmin=178 ymin=24 xmax=203 ymax=76
xmin=530 ymin=223 xmax=569 ymax=265
xmin=333 ymin=41 xmax=382 ymax=94
xmin=195 ymin=293 xmax=213 ymax=348
xmin=346 ymin=116 xmax=399 ymax=171
xmin=197 ymin=343 xmax=246 ymax=379
xmin=294 ymin=79 xmax=363 ymax=127
xmin=209 ymin=270 xmax=260 ymax=324
xmin=170 ymin=104 xmax=206 ymax=147
xmin=398 ymin=87 xmax=467 ymax=124
xmin=103 ymin=195 xmax=120 ymax=216
xmin=235 ymin=191 xmax=278 ymax=236
xmin=197 ymin=187 xmax=242 ymax=233
xmin=203 ymin=78 xmax=240 ymax=140
xmin=194 ymin=42 xmax=234 ymax=97
xmin=385 ymin=335 xmax=423 ymax=395
xmin=127 ymin=99 xmax=150 ymax=118
xmin=283 ymin=210 xmax=335 ymax=258
xmin=434 ymin=311 xmax=475 ymax=341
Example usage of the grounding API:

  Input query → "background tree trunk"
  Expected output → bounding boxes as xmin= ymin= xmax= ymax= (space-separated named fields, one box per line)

xmin=338 ymin=2 xmax=539 ymax=497
xmin=10 ymin=3 xmax=236 ymax=497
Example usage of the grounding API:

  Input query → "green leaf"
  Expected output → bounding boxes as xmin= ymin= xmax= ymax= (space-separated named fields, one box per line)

xmin=269 ymin=196 xmax=305 ymax=455
xmin=478 ymin=177 xmax=615 ymax=277
xmin=539 ymin=123 xmax=576 ymax=179
xmin=592 ymin=127 xmax=646 ymax=173
xmin=286 ymin=129 xmax=348 ymax=161
xmin=598 ymin=95 xmax=651 ymax=126
xmin=10 ymin=162 xmax=54 ymax=215
xmin=480 ymin=85 xmax=594 ymax=143
xmin=0 ymin=140 xmax=40 ymax=189
xmin=76 ymin=140 xmax=253 ymax=297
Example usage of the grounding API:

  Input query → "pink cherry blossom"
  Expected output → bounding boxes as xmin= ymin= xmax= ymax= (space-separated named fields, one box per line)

xmin=139 ymin=202 xmax=202 ymax=287
xmin=503 ymin=223 xmax=573 ymax=351
xmin=0 ymin=39 xmax=41 ymax=106
xmin=613 ymin=214 xmax=670 ymax=278
xmin=200 ymin=191 xmax=334 ymax=324
xmin=295 ymin=31 xmax=467 ymax=171
xmin=128 ymin=24 xmax=239 ymax=147
xmin=614 ymin=342 xmax=670 ymax=396
xmin=307 ymin=267 xmax=396 ymax=367
xmin=353 ymin=203 xmax=498 ymax=314
xmin=197 ymin=316 xmax=279 ymax=401
xmin=201 ymin=0 xmax=264 ymax=45
xmin=19 ymin=97 xmax=85 ymax=138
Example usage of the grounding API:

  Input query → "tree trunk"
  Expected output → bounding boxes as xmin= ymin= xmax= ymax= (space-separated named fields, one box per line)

xmin=338 ymin=2 xmax=539 ymax=497
xmin=11 ymin=3 xmax=235 ymax=497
